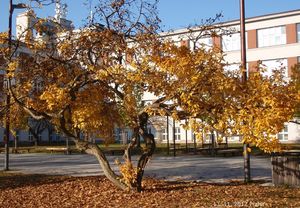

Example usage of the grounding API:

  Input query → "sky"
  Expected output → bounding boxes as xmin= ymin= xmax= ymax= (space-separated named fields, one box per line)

xmin=1 ymin=0 xmax=300 ymax=34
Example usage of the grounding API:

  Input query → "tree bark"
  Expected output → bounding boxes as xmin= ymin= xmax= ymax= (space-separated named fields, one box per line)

xmin=14 ymin=130 xmax=18 ymax=151
xmin=29 ymin=127 xmax=39 ymax=146
xmin=76 ymin=140 xmax=128 ymax=190
xmin=243 ymin=143 xmax=251 ymax=182
xmin=122 ymin=113 xmax=157 ymax=192
xmin=136 ymin=133 xmax=156 ymax=192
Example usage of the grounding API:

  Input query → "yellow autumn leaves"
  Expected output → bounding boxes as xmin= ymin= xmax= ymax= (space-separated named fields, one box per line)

xmin=139 ymin=41 xmax=299 ymax=153
xmin=2 ymin=24 xmax=300 ymax=154
xmin=40 ymin=85 xmax=70 ymax=111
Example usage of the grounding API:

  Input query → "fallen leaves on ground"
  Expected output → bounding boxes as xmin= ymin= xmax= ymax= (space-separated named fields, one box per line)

xmin=0 ymin=173 xmax=299 ymax=208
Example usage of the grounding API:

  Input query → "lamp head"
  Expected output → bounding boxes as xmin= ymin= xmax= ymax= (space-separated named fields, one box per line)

xmin=12 ymin=3 xmax=28 ymax=9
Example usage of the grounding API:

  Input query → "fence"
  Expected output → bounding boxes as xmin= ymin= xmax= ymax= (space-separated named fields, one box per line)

xmin=271 ymin=151 xmax=300 ymax=186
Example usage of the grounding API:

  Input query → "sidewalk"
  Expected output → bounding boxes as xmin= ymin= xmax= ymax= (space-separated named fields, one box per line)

xmin=0 ymin=153 xmax=272 ymax=183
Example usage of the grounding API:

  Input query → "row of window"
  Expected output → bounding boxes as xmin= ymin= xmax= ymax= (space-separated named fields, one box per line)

xmin=13 ymin=131 xmax=62 ymax=142
xmin=160 ymin=125 xmax=289 ymax=141
xmin=180 ymin=23 xmax=300 ymax=52
xmin=224 ymin=58 xmax=288 ymax=77
xmin=162 ymin=127 xmax=181 ymax=140
xmin=222 ymin=25 xmax=288 ymax=51
xmin=9 ymin=126 xmax=290 ymax=142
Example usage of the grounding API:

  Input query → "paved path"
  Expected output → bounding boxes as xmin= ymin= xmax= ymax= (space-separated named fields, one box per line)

xmin=0 ymin=153 xmax=272 ymax=182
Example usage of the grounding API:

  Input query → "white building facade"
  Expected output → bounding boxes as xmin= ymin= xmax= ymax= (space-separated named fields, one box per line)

xmin=145 ymin=9 xmax=300 ymax=144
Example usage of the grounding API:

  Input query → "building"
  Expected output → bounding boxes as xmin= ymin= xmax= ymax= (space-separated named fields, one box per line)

xmin=0 ymin=1 xmax=73 ymax=145
xmin=1 ymin=8 xmax=300 ymax=144
xmin=146 ymin=9 xmax=300 ymax=144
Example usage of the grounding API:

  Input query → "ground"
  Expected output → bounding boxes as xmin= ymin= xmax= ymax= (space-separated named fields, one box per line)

xmin=0 ymin=173 xmax=300 ymax=208
xmin=0 ymin=153 xmax=299 ymax=207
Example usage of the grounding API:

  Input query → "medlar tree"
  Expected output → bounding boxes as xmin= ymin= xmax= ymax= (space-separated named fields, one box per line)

xmin=1 ymin=0 xmax=299 ymax=193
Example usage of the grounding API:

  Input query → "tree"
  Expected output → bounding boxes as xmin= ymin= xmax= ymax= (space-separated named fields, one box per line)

xmin=1 ymin=0 xmax=162 ymax=192
xmin=1 ymin=0 xmax=299 ymax=192
xmin=291 ymin=63 xmax=300 ymax=117
xmin=143 ymin=41 xmax=299 ymax=153
xmin=226 ymin=69 xmax=298 ymax=153
xmin=28 ymin=118 xmax=53 ymax=146
xmin=0 ymin=99 xmax=29 ymax=150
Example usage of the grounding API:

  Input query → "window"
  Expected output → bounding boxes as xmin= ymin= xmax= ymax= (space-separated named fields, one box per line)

xmin=175 ymin=127 xmax=181 ymax=140
xmin=49 ymin=133 xmax=53 ymax=142
xmin=204 ymin=133 xmax=212 ymax=143
xmin=120 ymin=131 xmax=129 ymax=144
xmin=34 ymin=81 xmax=44 ymax=92
xmin=174 ymin=41 xmax=181 ymax=47
xmin=222 ymin=33 xmax=243 ymax=52
xmin=116 ymin=129 xmax=122 ymax=142
xmin=297 ymin=24 xmax=300 ymax=42
xmin=277 ymin=125 xmax=288 ymax=141
xmin=162 ymin=128 xmax=168 ymax=140
xmin=194 ymin=37 xmax=213 ymax=50
xmin=224 ymin=63 xmax=249 ymax=77
xmin=224 ymin=63 xmax=240 ymax=72
xmin=113 ymin=128 xmax=126 ymax=142
xmin=113 ymin=130 xmax=119 ymax=142
xmin=0 ymin=74 xmax=3 ymax=92
xmin=174 ymin=40 xmax=189 ymax=48
xmin=257 ymin=26 xmax=286 ymax=47
xmin=260 ymin=59 xmax=288 ymax=77
xmin=16 ymin=130 xmax=19 ymax=141
xmin=28 ymin=131 xmax=33 ymax=141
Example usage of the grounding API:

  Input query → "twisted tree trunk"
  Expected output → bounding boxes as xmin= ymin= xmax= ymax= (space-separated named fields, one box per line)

xmin=75 ymin=140 xmax=128 ymax=190
xmin=123 ymin=112 xmax=156 ymax=192
xmin=136 ymin=133 xmax=155 ymax=192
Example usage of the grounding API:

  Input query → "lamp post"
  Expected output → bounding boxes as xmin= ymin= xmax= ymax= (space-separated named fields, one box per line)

xmin=4 ymin=0 xmax=28 ymax=171
xmin=239 ymin=0 xmax=251 ymax=182
xmin=173 ymin=118 xmax=176 ymax=157
xmin=166 ymin=115 xmax=169 ymax=155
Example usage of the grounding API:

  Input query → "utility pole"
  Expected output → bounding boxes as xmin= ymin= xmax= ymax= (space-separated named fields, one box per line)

xmin=185 ymin=119 xmax=188 ymax=152
xmin=240 ymin=0 xmax=251 ymax=182
xmin=4 ymin=0 xmax=14 ymax=171
xmin=4 ymin=0 xmax=27 ymax=171
xmin=166 ymin=115 xmax=170 ymax=155
xmin=173 ymin=118 xmax=176 ymax=157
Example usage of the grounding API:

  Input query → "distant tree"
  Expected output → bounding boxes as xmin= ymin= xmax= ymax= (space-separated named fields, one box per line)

xmin=28 ymin=118 xmax=53 ymax=146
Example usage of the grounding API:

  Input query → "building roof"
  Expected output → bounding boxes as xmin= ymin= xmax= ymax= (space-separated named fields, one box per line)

xmin=160 ymin=9 xmax=300 ymax=37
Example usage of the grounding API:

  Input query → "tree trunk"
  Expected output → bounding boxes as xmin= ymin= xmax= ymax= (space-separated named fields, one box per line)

xmin=66 ymin=112 xmax=155 ymax=192
xmin=14 ymin=130 xmax=18 ymax=151
xmin=123 ymin=113 xmax=157 ymax=192
xmin=29 ymin=127 xmax=39 ymax=146
xmin=211 ymin=132 xmax=215 ymax=156
xmin=48 ymin=129 xmax=52 ymax=144
xmin=136 ymin=133 xmax=156 ymax=192
xmin=75 ymin=141 xmax=128 ymax=190
xmin=243 ymin=143 xmax=251 ymax=182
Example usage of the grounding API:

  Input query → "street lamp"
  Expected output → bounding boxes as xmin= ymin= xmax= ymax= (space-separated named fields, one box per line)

xmin=239 ymin=0 xmax=251 ymax=182
xmin=4 ymin=0 xmax=28 ymax=171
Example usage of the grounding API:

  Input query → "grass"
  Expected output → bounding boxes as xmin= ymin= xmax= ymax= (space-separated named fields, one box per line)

xmin=282 ymin=143 xmax=300 ymax=150
xmin=1 ymin=142 xmax=300 ymax=156
xmin=0 ymin=145 xmax=79 ymax=154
